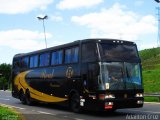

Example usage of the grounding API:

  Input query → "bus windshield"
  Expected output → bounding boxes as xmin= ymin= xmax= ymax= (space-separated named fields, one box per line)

xmin=99 ymin=43 xmax=139 ymax=62
xmin=98 ymin=42 xmax=142 ymax=90
xmin=99 ymin=62 xmax=142 ymax=90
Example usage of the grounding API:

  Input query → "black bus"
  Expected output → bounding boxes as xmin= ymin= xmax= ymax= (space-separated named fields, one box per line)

xmin=11 ymin=39 xmax=143 ymax=112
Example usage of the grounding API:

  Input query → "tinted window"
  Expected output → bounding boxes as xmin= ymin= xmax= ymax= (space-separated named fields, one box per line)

xmin=51 ymin=50 xmax=63 ymax=65
xmin=65 ymin=49 xmax=72 ymax=64
xmin=99 ymin=43 xmax=139 ymax=61
xmin=39 ymin=53 xmax=50 ymax=67
xmin=22 ymin=57 xmax=29 ymax=68
xmin=30 ymin=55 xmax=38 ymax=68
xmin=72 ymin=47 xmax=79 ymax=63
xmin=65 ymin=47 xmax=79 ymax=64
xmin=13 ymin=58 xmax=21 ymax=69
xmin=82 ymin=43 xmax=97 ymax=62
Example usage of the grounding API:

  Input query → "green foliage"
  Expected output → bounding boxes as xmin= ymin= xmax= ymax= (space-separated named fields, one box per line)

xmin=0 ymin=106 xmax=21 ymax=120
xmin=144 ymin=97 xmax=160 ymax=102
xmin=0 ymin=63 xmax=11 ymax=90
xmin=139 ymin=47 xmax=160 ymax=62
xmin=0 ymin=77 xmax=7 ymax=90
xmin=143 ymin=70 xmax=160 ymax=93
xmin=139 ymin=47 xmax=160 ymax=102
xmin=0 ymin=63 xmax=11 ymax=81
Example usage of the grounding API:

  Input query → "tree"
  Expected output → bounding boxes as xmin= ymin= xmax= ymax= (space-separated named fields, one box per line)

xmin=0 ymin=77 xmax=7 ymax=90
xmin=0 ymin=63 xmax=11 ymax=90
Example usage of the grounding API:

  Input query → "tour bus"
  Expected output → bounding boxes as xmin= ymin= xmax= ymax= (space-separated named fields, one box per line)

xmin=11 ymin=39 xmax=144 ymax=112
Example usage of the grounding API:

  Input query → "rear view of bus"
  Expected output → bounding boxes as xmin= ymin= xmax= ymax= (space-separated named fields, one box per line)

xmin=82 ymin=39 xmax=143 ymax=111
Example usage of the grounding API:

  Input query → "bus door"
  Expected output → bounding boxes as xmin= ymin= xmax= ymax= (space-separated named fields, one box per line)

xmin=87 ymin=63 xmax=99 ymax=92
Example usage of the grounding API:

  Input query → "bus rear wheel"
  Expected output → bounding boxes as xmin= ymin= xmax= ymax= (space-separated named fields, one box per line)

xmin=70 ymin=93 xmax=81 ymax=113
xmin=25 ymin=90 xmax=33 ymax=106
xmin=19 ymin=91 xmax=26 ymax=104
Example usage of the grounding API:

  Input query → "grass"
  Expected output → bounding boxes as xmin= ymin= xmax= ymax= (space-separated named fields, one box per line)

xmin=143 ymin=69 xmax=160 ymax=102
xmin=0 ymin=106 xmax=22 ymax=120
xmin=143 ymin=69 xmax=160 ymax=93
xmin=144 ymin=97 xmax=160 ymax=102
xmin=139 ymin=48 xmax=160 ymax=102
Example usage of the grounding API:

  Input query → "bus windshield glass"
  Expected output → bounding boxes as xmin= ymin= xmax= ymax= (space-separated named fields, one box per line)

xmin=99 ymin=62 xmax=142 ymax=90
xmin=98 ymin=42 xmax=142 ymax=90
xmin=99 ymin=43 xmax=139 ymax=62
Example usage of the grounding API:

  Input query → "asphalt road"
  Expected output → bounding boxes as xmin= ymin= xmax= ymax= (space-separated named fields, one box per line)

xmin=0 ymin=90 xmax=160 ymax=120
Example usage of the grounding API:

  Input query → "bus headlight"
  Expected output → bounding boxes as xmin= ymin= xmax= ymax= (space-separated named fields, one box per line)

xmin=135 ymin=93 xmax=143 ymax=97
xmin=105 ymin=94 xmax=115 ymax=99
xmin=137 ymin=100 xmax=143 ymax=104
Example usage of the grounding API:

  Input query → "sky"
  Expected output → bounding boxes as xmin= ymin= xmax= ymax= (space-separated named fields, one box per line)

xmin=0 ymin=0 xmax=159 ymax=64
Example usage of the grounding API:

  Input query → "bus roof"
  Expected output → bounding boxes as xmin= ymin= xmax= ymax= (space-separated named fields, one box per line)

xmin=13 ymin=38 xmax=136 ymax=58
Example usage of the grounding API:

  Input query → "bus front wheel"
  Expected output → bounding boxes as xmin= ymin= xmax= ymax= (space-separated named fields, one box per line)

xmin=70 ymin=93 xmax=81 ymax=113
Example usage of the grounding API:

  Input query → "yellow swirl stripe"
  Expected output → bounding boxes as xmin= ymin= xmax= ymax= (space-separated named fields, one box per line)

xmin=14 ymin=71 xmax=67 ymax=103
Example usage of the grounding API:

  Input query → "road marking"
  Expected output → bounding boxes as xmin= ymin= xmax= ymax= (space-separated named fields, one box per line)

xmin=0 ymin=98 xmax=10 ymax=100
xmin=12 ymin=106 xmax=26 ymax=110
xmin=0 ymin=90 xmax=11 ymax=92
xmin=37 ymin=111 xmax=56 ymax=115
xmin=0 ymin=103 xmax=26 ymax=110
xmin=74 ymin=118 xmax=85 ymax=120
xmin=127 ymin=109 xmax=160 ymax=114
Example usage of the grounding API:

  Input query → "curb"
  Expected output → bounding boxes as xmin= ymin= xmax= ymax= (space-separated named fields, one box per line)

xmin=144 ymin=102 xmax=160 ymax=104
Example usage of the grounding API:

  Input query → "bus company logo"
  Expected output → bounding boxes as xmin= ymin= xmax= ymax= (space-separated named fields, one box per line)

xmin=40 ymin=69 xmax=54 ymax=79
xmin=66 ymin=67 xmax=74 ymax=78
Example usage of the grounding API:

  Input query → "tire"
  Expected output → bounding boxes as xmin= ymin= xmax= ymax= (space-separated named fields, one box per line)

xmin=19 ymin=91 xmax=26 ymax=104
xmin=70 ymin=93 xmax=81 ymax=113
xmin=25 ymin=90 xmax=33 ymax=106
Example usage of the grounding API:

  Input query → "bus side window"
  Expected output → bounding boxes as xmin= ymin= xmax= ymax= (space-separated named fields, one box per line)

xmin=39 ymin=53 xmax=50 ymax=67
xmin=21 ymin=57 xmax=29 ymax=69
xmin=13 ymin=58 xmax=21 ymax=69
xmin=30 ymin=55 xmax=38 ymax=68
xmin=65 ymin=49 xmax=72 ymax=64
xmin=82 ymin=43 xmax=97 ymax=62
xmin=72 ymin=47 xmax=79 ymax=63
xmin=51 ymin=50 xmax=63 ymax=65
xmin=65 ymin=47 xmax=79 ymax=64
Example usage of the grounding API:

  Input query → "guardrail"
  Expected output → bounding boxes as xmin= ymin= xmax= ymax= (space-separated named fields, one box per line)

xmin=144 ymin=93 xmax=160 ymax=102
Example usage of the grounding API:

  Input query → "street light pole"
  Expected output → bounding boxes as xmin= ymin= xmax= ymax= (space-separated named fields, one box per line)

xmin=37 ymin=15 xmax=48 ymax=48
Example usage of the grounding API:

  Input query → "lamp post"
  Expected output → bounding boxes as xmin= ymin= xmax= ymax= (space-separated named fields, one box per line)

xmin=37 ymin=15 xmax=48 ymax=48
